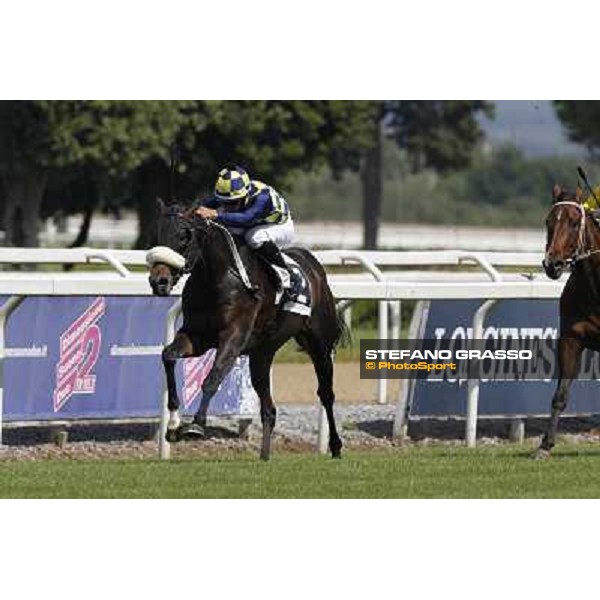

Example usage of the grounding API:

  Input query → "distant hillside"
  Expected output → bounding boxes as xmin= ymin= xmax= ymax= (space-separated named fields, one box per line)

xmin=479 ymin=100 xmax=587 ymax=158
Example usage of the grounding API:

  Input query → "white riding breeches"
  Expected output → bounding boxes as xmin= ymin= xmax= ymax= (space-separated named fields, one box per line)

xmin=244 ymin=217 xmax=295 ymax=249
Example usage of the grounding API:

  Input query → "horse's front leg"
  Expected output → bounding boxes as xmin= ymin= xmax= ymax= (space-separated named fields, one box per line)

xmin=175 ymin=328 xmax=247 ymax=439
xmin=532 ymin=335 xmax=582 ymax=459
xmin=162 ymin=332 xmax=193 ymax=442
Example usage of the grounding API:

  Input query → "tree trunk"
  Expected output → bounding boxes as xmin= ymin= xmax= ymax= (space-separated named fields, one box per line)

xmin=62 ymin=201 xmax=96 ymax=272
xmin=361 ymin=119 xmax=383 ymax=250
xmin=68 ymin=205 xmax=94 ymax=248
xmin=2 ymin=169 xmax=47 ymax=247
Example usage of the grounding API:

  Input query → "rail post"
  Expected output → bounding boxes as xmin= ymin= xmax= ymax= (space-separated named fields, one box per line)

xmin=158 ymin=299 xmax=182 ymax=460
xmin=393 ymin=300 xmax=428 ymax=443
xmin=317 ymin=407 xmax=328 ymax=454
xmin=0 ymin=296 xmax=25 ymax=448
xmin=338 ymin=251 xmax=389 ymax=404
xmin=465 ymin=299 xmax=497 ymax=447
xmin=390 ymin=301 xmax=401 ymax=340
xmin=377 ymin=300 xmax=389 ymax=404
xmin=509 ymin=418 xmax=525 ymax=443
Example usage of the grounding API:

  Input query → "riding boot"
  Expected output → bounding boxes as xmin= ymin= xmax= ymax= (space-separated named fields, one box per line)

xmin=255 ymin=241 xmax=292 ymax=289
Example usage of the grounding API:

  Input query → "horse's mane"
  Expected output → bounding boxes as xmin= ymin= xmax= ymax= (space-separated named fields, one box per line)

xmin=181 ymin=211 xmax=254 ymax=290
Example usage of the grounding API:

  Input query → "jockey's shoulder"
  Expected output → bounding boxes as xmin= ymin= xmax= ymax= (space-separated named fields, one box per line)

xmin=583 ymin=185 xmax=600 ymax=212
xmin=249 ymin=180 xmax=273 ymax=197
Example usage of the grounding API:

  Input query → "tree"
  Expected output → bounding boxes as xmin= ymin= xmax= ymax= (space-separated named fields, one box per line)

xmin=554 ymin=101 xmax=600 ymax=155
xmin=360 ymin=101 xmax=494 ymax=248
xmin=131 ymin=100 xmax=377 ymax=247
xmin=0 ymin=101 xmax=189 ymax=246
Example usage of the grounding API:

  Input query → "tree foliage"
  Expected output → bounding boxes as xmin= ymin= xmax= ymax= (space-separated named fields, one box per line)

xmin=167 ymin=100 xmax=377 ymax=197
xmin=0 ymin=101 xmax=188 ymax=172
xmin=130 ymin=100 xmax=378 ymax=247
xmin=0 ymin=100 xmax=495 ymax=249
xmin=554 ymin=101 xmax=600 ymax=154
xmin=385 ymin=100 xmax=494 ymax=172
xmin=450 ymin=145 xmax=578 ymax=206
xmin=0 ymin=100 xmax=190 ymax=245
xmin=359 ymin=100 xmax=494 ymax=248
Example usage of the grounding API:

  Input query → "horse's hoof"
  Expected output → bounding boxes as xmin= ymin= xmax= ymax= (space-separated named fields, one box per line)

xmin=330 ymin=439 xmax=343 ymax=459
xmin=166 ymin=428 xmax=180 ymax=443
xmin=530 ymin=447 xmax=551 ymax=460
xmin=179 ymin=423 xmax=206 ymax=439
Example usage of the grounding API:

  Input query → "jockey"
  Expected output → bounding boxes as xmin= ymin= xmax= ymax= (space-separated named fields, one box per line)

xmin=583 ymin=185 xmax=600 ymax=212
xmin=196 ymin=166 xmax=295 ymax=288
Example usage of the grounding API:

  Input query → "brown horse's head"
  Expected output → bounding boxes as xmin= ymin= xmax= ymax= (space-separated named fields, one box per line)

xmin=543 ymin=184 xmax=585 ymax=279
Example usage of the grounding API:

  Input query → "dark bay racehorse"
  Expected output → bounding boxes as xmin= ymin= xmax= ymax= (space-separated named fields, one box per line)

xmin=534 ymin=183 xmax=600 ymax=459
xmin=148 ymin=200 xmax=346 ymax=460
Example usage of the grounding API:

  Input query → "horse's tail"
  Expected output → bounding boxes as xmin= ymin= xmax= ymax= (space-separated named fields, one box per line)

xmin=285 ymin=247 xmax=352 ymax=353
xmin=334 ymin=306 xmax=352 ymax=350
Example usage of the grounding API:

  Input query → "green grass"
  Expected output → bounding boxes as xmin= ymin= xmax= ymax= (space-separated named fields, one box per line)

xmin=3 ymin=444 xmax=600 ymax=498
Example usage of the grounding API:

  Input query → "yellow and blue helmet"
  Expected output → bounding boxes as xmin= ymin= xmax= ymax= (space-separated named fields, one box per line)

xmin=214 ymin=166 xmax=251 ymax=203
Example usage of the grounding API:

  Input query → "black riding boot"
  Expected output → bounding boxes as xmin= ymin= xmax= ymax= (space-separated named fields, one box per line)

xmin=255 ymin=241 xmax=292 ymax=288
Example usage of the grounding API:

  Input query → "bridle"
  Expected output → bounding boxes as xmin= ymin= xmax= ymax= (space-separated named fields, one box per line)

xmin=547 ymin=201 xmax=600 ymax=267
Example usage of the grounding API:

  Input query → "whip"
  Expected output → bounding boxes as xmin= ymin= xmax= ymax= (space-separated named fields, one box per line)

xmin=577 ymin=165 xmax=600 ymax=205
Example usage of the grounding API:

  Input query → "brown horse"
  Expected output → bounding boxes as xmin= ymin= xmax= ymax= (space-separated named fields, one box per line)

xmin=534 ymin=183 xmax=600 ymax=459
xmin=147 ymin=200 xmax=347 ymax=460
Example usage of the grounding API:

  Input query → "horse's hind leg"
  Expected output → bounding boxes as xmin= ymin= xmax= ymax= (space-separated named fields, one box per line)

xmin=532 ymin=335 xmax=582 ymax=459
xmin=297 ymin=332 xmax=342 ymax=458
xmin=249 ymin=350 xmax=277 ymax=461
xmin=162 ymin=332 xmax=193 ymax=442
xmin=248 ymin=314 xmax=306 ymax=460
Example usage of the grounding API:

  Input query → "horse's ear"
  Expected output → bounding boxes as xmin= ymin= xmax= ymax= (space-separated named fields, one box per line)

xmin=156 ymin=197 xmax=166 ymax=213
xmin=552 ymin=184 xmax=563 ymax=201
xmin=576 ymin=184 xmax=584 ymax=204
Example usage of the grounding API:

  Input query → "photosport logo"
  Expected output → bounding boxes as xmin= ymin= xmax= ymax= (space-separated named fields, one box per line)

xmin=182 ymin=349 xmax=216 ymax=408
xmin=53 ymin=297 xmax=106 ymax=411
xmin=359 ymin=331 xmax=597 ymax=381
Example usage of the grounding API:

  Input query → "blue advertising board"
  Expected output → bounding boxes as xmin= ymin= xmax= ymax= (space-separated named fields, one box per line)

xmin=2 ymin=296 xmax=257 ymax=422
xmin=411 ymin=299 xmax=600 ymax=417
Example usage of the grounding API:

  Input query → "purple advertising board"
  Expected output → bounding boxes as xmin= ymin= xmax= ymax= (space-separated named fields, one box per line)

xmin=2 ymin=296 xmax=257 ymax=422
xmin=412 ymin=299 xmax=600 ymax=417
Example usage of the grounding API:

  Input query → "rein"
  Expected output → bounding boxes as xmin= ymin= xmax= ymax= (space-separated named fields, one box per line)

xmin=548 ymin=201 xmax=600 ymax=266
xmin=206 ymin=220 xmax=254 ymax=290
xmin=151 ymin=208 xmax=255 ymax=294
xmin=180 ymin=213 xmax=254 ymax=292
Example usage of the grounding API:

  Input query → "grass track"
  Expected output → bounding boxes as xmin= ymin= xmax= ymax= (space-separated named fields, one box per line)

xmin=3 ymin=444 xmax=600 ymax=498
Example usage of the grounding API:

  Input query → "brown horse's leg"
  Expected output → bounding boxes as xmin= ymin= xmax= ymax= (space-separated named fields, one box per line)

xmin=297 ymin=332 xmax=343 ymax=458
xmin=162 ymin=332 xmax=194 ymax=441
xmin=249 ymin=350 xmax=277 ymax=461
xmin=532 ymin=335 xmax=582 ymax=459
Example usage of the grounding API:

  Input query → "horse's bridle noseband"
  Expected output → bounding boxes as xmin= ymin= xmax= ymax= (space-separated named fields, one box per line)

xmin=547 ymin=201 xmax=600 ymax=267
